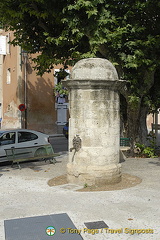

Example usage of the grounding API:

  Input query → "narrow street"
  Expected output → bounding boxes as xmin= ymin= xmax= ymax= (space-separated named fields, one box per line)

xmin=49 ymin=136 xmax=68 ymax=153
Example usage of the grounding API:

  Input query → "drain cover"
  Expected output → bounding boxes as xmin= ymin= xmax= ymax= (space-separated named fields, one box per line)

xmin=84 ymin=221 xmax=109 ymax=229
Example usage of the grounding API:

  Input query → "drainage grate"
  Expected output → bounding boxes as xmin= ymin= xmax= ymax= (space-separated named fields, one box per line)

xmin=84 ymin=221 xmax=109 ymax=229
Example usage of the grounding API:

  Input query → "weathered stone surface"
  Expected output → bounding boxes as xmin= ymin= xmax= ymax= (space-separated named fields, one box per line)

xmin=64 ymin=58 xmax=125 ymax=186
xmin=71 ymin=58 xmax=118 ymax=80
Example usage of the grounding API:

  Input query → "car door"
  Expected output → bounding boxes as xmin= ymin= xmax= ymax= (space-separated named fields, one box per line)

xmin=15 ymin=131 xmax=39 ymax=159
xmin=0 ymin=131 xmax=16 ymax=162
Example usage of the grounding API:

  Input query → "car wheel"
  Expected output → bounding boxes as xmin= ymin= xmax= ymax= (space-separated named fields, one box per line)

xmin=34 ymin=148 xmax=47 ymax=159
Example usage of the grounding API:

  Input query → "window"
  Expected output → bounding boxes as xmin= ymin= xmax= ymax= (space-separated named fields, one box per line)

xmin=0 ymin=132 xmax=15 ymax=145
xmin=18 ymin=132 xmax=38 ymax=143
xmin=7 ymin=68 xmax=11 ymax=84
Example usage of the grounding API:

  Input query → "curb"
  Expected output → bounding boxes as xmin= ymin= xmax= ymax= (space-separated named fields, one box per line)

xmin=49 ymin=134 xmax=64 ymax=138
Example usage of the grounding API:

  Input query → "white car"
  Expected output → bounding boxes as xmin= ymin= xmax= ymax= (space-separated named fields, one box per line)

xmin=0 ymin=129 xmax=54 ymax=162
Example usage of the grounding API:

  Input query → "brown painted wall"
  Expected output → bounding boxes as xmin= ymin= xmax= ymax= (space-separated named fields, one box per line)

xmin=26 ymin=57 xmax=56 ymax=133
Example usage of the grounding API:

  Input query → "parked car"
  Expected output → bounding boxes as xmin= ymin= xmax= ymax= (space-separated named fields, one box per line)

xmin=63 ymin=122 xmax=68 ymax=139
xmin=0 ymin=129 xmax=54 ymax=162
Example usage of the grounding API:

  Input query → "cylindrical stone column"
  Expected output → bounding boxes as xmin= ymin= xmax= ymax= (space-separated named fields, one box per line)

xmin=64 ymin=58 xmax=125 ymax=186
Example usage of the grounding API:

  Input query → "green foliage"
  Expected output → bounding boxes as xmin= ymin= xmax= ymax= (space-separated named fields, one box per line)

xmin=135 ymin=143 xmax=157 ymax=158
xmin=54 ymin=83 xmax=68 ymax=96
xmin=53 ymin=67 xmax=69 ymax=96
xmin=143 ymin=147 xmax=157 ymax=158
xmin=1 ymin=0 xmax=160 ymax=143
xmin=1 ymin=0 xmax=160 ymax=77
xmin=135 ymin=143 xmax=145 ymax=153
xmin=146 ymin=131 xmax=156 ymax=149
xmin=128 ymin=95 xmax=140 ymax=108
xmin=135 ymin=131 xmax=158 ymax=158
xmin=148 ymin=69 xmax=160 ymax=113
xmin=54 ymin=67 xmax=69 ymax=81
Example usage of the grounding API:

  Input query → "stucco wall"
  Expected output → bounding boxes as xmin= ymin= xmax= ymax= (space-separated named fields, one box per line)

xmin=1 ymin=30 xmax=70 ymax=134
xmin=2 ymin=31 xmax=22 ymax=129
xmin=26 ymin=60 xmax=56 ymax=134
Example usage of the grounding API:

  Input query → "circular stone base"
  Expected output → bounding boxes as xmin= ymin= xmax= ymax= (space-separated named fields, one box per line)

xmin=67 ymin=163 xmax=122 ymax=186
xmin=47 ymin=173 xmax=142 ymax=191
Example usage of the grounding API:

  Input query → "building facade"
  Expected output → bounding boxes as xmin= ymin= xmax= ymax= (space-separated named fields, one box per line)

xmin=0 ymin=29 xmax=69 ymax=134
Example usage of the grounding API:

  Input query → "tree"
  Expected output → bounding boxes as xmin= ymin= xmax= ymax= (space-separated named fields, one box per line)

xmin=1 ymin=0 xmax=160 ymax=147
